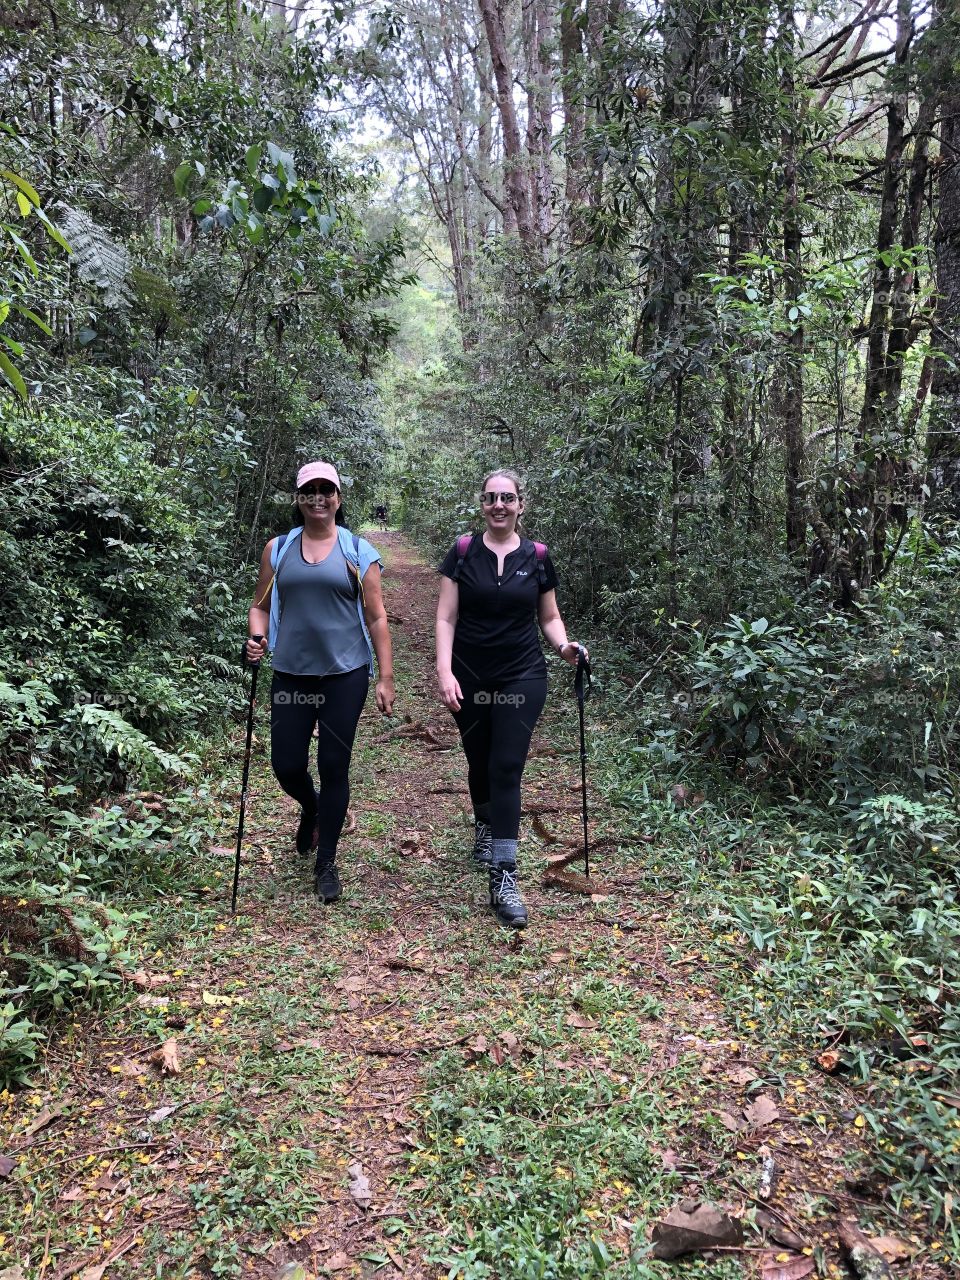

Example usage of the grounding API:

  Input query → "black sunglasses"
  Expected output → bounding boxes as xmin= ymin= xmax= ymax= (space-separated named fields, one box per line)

xmin=298 ymin=482 xmax=338 ymax=499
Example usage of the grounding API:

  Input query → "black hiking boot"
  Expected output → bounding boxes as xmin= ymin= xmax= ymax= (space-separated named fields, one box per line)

xmin=472 ymin=819 xmax=493 ymax=870
xmin=295 ymin=790 xmax=320 ymax=855
xmin=489 ymin=865 xmax=528 ymax=929
xmin=315 ymin=860 xmax=341 ymax=904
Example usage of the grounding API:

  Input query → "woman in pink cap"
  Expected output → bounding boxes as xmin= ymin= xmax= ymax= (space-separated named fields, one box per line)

xmin=246 ymin=462 xmax=394 ymax=904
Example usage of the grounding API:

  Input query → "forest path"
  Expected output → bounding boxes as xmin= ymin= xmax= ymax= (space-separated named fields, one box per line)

xmin=2 ymin=534 xmax=937 ymax=1279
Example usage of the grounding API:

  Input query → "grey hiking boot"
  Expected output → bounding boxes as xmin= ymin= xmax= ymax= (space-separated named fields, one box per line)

xmin=472 ymin=819 xmax=493 ymax=870
xmin=315 ymin=860 xmax=341 ymax=904
xmin=489 ymin=865 xmax=528 ymax=929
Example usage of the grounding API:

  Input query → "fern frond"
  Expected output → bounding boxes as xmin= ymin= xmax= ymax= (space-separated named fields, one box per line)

xmin=56 ymin=206 xmax=133 ymax=308
xmin=78 ymin=704 xmax=187 ymax=781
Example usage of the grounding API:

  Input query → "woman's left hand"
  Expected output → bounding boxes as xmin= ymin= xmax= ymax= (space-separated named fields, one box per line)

xmin=375 ymin=676 xmax=396 ymax=715
xmin=559 ymin=641 xmax=589 ymax=667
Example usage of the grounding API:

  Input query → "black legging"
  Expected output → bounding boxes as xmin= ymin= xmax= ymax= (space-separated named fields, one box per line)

xmin=451 ymin=676 xmax=548 ymax=847
xmin=270 ymin=667 xmax=369 ymax=863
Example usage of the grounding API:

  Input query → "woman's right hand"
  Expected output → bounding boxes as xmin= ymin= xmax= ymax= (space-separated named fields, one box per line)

xmin=437 ymin=670 xmax=463 ymax=712
xmin=245 ymin=635 xmax=267 ymax=664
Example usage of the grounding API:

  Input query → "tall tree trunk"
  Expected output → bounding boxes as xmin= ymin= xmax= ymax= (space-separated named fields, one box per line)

xmin=928 ymin=89 xmax=960 ymax=516
xmin=781 ymin=0 xmax=805 ymax=557
xmin=857 ymin=0 xmax=911 ymax=446
xmin=560 ymin=0 xmax=588 ymax=234
xmin=522 ymin=0 xmax=554 ymax=244
xmin=478 ymin=0 xmax=536 ymax=249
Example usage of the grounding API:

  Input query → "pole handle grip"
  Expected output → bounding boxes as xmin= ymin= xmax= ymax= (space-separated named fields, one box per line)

xmin=574 ymin=645 xmax=591 ymax=705
xmin=243 ymin=633 xmax=265 ymax=670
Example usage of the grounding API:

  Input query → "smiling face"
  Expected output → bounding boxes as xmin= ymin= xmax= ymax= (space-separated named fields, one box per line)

xmin=297 ymin=480 xmax=341 ymax=530
xmin=479 ymin=472 xmax=523 ymax=536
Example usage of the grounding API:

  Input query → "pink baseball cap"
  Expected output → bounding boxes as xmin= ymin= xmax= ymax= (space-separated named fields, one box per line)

xmin=296 ymin=461 xmax=341 ymax=490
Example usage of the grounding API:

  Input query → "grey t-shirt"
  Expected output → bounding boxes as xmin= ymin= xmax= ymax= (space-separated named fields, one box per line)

xmin=272 ymin=538 xmax=369 ymax=677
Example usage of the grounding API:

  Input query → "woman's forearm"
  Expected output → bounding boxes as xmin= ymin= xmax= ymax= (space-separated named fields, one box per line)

xmin=539 ymin=616 xmax=569 ymax=654
xmin=248 ymin=606 xmax=270 ymax=639
xmin=368 ymin=615 xmax=394 ymax=679
xmin=436 ymin=617 xmax=456 ymax=674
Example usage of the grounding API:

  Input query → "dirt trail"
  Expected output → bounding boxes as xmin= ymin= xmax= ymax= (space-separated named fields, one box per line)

xmin=0 ymin=533 xmax=941 ymax=1279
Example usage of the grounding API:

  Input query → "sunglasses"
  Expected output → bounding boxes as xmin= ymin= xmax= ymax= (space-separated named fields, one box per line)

xmin=298 ymin=482 xmax=338 ymax=499
xmin=480 ymin=491 xmax=520 ymax=506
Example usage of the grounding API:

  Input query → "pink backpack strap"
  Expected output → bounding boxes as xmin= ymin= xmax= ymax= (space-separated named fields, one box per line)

xmin=452 ymin=534 xmax=473 ymax=582
xmin=533 ymin=541 xmax=547 ymax=561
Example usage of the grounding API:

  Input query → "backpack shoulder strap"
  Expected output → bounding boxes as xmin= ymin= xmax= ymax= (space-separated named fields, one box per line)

xmin=338 ymin=527 xmax=362 ymax=600
xmin=256 ymin=532 xmax=292 ymax=608
xmin=533 ymin=540 xmax=548 ymax=587
xmin=452 ymin=534 xmax=473 ymax=582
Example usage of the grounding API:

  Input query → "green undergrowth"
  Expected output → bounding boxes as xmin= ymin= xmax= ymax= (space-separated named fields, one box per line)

xmin=589 ymin=700 xmax=960 ymax=1260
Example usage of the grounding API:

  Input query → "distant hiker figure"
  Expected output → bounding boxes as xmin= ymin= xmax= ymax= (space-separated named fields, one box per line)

xmin=246 ymin=462 xmax=395 ymax=904
xmin=375 ymin=502 xmax=388 ymax=530
xmin=435 ymin=468 xmax=588 ymax=928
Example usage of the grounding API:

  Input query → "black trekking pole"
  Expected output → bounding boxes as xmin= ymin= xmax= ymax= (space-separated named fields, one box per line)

xmin=574 ymin=646 xmax=592 ymax=878
xmin=231 ymin=634 xmax=263 ymax=916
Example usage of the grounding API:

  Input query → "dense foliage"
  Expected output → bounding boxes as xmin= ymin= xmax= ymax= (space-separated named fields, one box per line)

xmin=2 ymin=0 xmax=959 ymax=1247
xmin=0 ymin=0 xmax=407 ymax=1082
xmin=370 ymin=0 xmax=960 ymax=1236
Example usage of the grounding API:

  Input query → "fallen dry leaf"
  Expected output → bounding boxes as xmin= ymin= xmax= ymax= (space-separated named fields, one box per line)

xmin=23 ymin=1101 xmax=66 ymax=1139
xmin=657 ymin=1148 xmax=678 ymax=1170
xmin=201 ymin=990 xmax=236 ymax=1006
xmin=135 ymin=993 xmax=169 ymax=1008
xmin=868 ymin=1236 xmax=913 ymax=1261
xmin=0 ymin=1267 xmax=26 ymax=1280
xmin=149 ymin=1037 xmax=181 ymax=1076
xmin=744 ymin=1095 xmax=780 ymax=1128
xmin=398 ymin=832 xmax=424 ymax=857
xmin=651 ymin=1202 xmax=744 ymax=1259
xmin=718 ymin=1110 xmax=743 ymax=1132
xmin=761 ymin=1255 xmax=815 ymax=1280
xmin=566 ymin=1011 xmax=598 ymax=1030
xmin=129 ymin=970 xmax=173 ymax=990
xmin=489 ymin=1041 xmax=506 ymax=1065
xmin=347 ymin=1160 xmax=372 ymax=1208
xmin=838 ymin=1219 xmax=894 ymax=1280
xmin=326 ymin=1253 xmax=352 ymax=1274
xmin=547 ymin=949 xmax=571 ymax=964
xmin=275 ymin=1264 xmax=310 ymax=1280
xmin=146 ymin=1104 xmax=179 ymax=1124
xmin=729 ymin=1065 xmax=759 ymax=1085
xmin=755 ymin=1210 xmax=805 ymax=1251
xmin=0 ymin=1155 xmax=15 ymax=1178
xmin=817 ymin=1048 xmax=842 ymax=1073
xmin=333 ymin=975 xmax=367 ymax=993
xmin=208 ymin=845 xmax=233 ymax=857
xmin=59 ymin=1184 xmax=84 ymax=1201
xmin=500 ymin=1030 xmax=520 ymax=1057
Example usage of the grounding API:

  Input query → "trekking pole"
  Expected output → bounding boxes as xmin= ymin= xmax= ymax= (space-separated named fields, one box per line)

xmin=231 ymin=634 xmax=263 ymax=916
xmin=574 ymin=646 xmax=592 ymax=878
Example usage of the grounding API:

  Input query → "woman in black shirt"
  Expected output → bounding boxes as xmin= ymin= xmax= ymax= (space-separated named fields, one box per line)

xmin=436 ymin=469 xmax=587 ymax=928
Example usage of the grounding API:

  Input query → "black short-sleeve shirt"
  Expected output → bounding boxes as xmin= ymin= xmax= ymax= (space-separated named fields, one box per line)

xmin=438 ymin=535 xmax=559 ymax=685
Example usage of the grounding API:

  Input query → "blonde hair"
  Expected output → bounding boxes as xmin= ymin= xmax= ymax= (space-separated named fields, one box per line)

xmin=480 ymin=468 xmax=523 ymax=495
